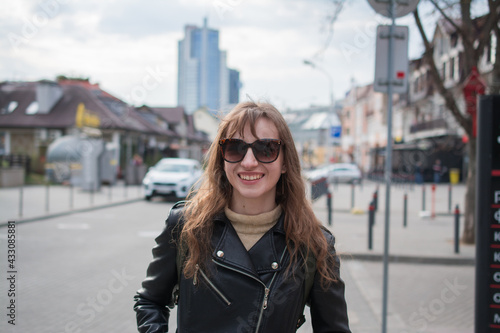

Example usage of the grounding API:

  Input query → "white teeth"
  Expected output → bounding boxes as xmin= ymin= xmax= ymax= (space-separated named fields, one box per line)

xmin=240 ymin=174 xmax=263 ymax=181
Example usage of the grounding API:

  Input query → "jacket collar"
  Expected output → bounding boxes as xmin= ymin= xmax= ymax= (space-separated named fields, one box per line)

xmin=211 ymin=211 xmax=287 ymax=279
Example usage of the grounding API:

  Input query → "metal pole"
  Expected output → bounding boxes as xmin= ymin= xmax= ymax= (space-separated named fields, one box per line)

xmin=403 ymin=193 xmax=407 ymax=227
xmin=448 ymin=184 xmax=452 ymax=213
xmin=454 ymin=205 xmax=460 ymax=254
xmin=90 ymin=185 xmax=94 ymax=206
xmin=70 ymin=183 xmax=73 ymax=210
xmin=368 ymin=201 xmax=374 ymax=250
xmin=327 ymin=192 xmax=333 ymax=226
xmin=431 ymin=184 xmax=436 ymax=218
xmin=382 ymin=2 xmax=396 ymax=332
xmin=45 ymin=182 xmax=49 ymax=213
xmin=351 ymin=183 xmax=355 ymax=209
xmin=422 ymin=185 xmax=426 ymax=211
xmin=19 ymin=185 xmax=23 ymax=217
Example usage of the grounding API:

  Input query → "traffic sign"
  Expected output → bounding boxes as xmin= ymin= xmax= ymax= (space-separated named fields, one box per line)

xmin=374 ymin=25 xmax=409 ymax=94
xmin=331 ymin=125 xmax=342 ymax=138
xmin=367 ymin=0 xmax=420 ymax=18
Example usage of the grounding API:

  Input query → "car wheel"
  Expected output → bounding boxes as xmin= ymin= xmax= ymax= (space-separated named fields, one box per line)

xmin=145 ymin=195 xmax=152 ymax=201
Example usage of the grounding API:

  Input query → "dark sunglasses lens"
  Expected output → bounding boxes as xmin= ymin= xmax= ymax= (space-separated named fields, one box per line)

xmin=224 ymin=140 xmax=246 ymax=162
xmin=253 ymin=140 xmax=280 ymax=162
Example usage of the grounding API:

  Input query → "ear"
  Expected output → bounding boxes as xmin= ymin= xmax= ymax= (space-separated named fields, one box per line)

xmin=281 ymin=163 xmax=287 ymax=174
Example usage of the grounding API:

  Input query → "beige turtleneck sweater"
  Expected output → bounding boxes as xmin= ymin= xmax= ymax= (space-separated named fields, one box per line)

xmin=225 ymin=205 xmax=282 ymax=251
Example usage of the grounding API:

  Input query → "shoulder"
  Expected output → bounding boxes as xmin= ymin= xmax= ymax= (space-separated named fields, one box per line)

xmin=165 ymin=201 xmax=187 ymax=229
xmin=320 ymin=226 xmax=336 ymax=245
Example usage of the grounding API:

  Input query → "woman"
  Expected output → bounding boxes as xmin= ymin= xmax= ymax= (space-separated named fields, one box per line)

xmin=134 ymin=101 xmax=350 ymax=332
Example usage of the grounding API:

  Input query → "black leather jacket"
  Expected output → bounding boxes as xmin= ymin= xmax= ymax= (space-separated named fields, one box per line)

xmin=134 ymin=204 xmax=350 ymax=333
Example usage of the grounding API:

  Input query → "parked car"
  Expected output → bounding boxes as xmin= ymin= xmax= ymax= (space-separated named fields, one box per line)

xmin=305 ymin=163 xmax=362 ymax=184
xmin=142 ymin=158 xmax=202 ymax=200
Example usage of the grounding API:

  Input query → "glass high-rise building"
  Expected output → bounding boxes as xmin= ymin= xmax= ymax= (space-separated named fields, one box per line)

xmin=178 ymin=18 xmax=240 ymax=114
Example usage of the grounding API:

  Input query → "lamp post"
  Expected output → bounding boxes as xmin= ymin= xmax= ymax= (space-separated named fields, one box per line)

xmin=303 ymin=59 xmax=335 ymax=164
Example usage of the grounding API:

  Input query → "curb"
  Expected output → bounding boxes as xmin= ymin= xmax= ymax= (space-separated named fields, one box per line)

xmin=340 ymin=252 xmax=475 ymax=266
xmin=0 ymin=198 xmax=143 ymax=227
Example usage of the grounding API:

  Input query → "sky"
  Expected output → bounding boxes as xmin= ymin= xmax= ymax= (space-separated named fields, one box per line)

xmin=0 ymin=0 xmax=488 ymax=111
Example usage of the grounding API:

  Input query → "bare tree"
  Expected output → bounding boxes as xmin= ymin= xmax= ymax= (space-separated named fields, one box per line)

xmin=413 ymin=0 xmax=500 ymax=243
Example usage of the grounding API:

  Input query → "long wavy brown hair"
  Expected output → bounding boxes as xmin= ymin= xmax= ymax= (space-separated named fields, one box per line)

xmin=181 ymin=101 xmax=338 ymax=286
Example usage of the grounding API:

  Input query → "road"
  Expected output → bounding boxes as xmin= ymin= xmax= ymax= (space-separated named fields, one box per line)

xmin=0 ymin=196 xmax=474 ymax=333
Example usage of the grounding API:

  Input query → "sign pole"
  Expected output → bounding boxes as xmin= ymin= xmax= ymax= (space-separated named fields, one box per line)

xmin=381 ymin=1 xmax=395 ymax=332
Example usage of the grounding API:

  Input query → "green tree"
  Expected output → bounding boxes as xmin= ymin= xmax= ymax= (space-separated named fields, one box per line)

xmin=413 ymin=0 xmax=499 ymax=243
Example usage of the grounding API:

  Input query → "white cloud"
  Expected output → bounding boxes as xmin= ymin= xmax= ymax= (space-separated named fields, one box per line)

xmin=1 ymin=0 xmax=487 ymax=110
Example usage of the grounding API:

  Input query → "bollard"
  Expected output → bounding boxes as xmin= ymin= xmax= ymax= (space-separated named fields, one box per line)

xmin=403 ymin=193 xmax=408 ymax=228
xmin=69 ymin=183 xmax=74 ymax=210
xmin=448 ymin=184 xmax=452 ymax=213
xmin=351 ymin=183 xmax=355 ymax=209
xmin=422 ymin=185 xmax=426 ymax=211
xmin=45 ymin=182 xmax=50 ymax=213
xmin=454 ymin=205 xmax=460 ymax=254
xmin=19 ymin=185 xmax=23 ymax=217
xmin=327 ymin=192 xmax=332 ymax=226
xmin=373 ymin=190 xmax=378 ymax=212
xmin=430 ymin=184 xmax=435 ymax=216
xmin=368 ymin=201 xmax=375 ymax=250
xmin=90 ymin=186 xmax=94 ymax=206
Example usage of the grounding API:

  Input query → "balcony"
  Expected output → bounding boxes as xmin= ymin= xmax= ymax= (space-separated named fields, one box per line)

xmin=410 ymin=118 xmax=447 ymax=134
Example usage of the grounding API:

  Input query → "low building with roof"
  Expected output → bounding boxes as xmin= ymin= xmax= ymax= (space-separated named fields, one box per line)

xmin=0 ymin=78 xmax=209 ymax=183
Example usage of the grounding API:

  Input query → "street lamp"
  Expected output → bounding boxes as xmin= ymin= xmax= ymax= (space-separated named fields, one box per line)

xmin=303 ymin=59 xmax=336 ymax=164
xmin=303 ymin=60 xmax=334 ymax=107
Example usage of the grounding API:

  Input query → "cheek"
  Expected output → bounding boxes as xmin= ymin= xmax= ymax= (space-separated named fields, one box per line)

xmin=223 ymin=162 xmax=234 ymax=181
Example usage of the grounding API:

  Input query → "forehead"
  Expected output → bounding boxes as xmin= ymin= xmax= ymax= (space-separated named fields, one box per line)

xmin=230 ymin=117 xmax=280 ymax=140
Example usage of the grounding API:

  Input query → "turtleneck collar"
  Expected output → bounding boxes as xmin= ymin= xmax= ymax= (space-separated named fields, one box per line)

xmin=224 ymin=205 xmax=282 ymax=250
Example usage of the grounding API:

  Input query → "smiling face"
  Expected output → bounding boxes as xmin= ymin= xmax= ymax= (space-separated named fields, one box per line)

xmin=224 ymin=117 xmax=286 ymax=215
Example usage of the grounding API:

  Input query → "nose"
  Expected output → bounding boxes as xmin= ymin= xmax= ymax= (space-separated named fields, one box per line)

xmin=240 ymin=147 xmax=259 ymax=168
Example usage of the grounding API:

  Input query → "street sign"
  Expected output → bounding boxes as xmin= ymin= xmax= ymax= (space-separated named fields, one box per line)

xmin=331 ymin=125 xmax=342 ymax=138
xmin=476 ymin=95 xmax=500 ymax=332
xmin=374 ymin=25 xmax=409 ymax=94
xmin=367 ymin=0 xmax=420 ymax=18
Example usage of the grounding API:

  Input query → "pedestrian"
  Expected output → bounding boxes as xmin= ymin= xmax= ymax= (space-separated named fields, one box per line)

xmin=133 ymin=101 xmax=351 ymax=332
xmin=433 ymin=159 xmax=442 ymax=184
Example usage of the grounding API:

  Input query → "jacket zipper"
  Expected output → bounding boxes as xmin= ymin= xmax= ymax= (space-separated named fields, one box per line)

xmin=212 ymin=246 xmax=288 ymax=333
xmin=194 ymin=264 xmax=232 ymax=306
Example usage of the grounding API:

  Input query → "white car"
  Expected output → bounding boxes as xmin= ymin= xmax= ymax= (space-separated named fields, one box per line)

xmin=142 ymin=158 xmax=202 ymax=200
xmin=305 ymin=163 xmax=362 ymax=184
xmin=327 ymin=163 xmax=362 ymax=184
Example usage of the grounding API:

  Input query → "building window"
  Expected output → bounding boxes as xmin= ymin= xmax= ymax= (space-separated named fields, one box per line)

xmin=26 ymin=101 xmax=39 ymax=115
xmin=489 ymin=32 xmax=497 ymax=64
xmin=1 ymin=101 xmax=18 ymax=114
xmin=450 ymin=58 xmax=455 ymax=80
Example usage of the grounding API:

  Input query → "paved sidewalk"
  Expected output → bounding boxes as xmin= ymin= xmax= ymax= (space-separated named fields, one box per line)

xmin=0 ymin=181 xmax=143 ymax=225
xmin=311 ymin=181 xmax=474 ymax=264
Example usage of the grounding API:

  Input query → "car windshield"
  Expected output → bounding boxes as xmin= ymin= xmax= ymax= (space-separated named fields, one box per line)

xmin=156 ymin=164 xmax=189 ymax=173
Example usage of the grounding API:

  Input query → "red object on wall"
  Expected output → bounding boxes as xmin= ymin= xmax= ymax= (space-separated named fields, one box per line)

xmin=462 ymin=66 xmax=486 ymax=138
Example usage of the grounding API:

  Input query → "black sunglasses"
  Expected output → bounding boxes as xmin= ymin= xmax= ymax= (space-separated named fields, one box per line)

xmin=219 ymin=138 xmax=282 ymax=163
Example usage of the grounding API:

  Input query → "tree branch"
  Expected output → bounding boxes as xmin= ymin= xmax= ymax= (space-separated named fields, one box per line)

xmin=429 ymin=0 xmax=465 ymax=34
xmin=413 ymin=8 xmax=472 ymax=136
